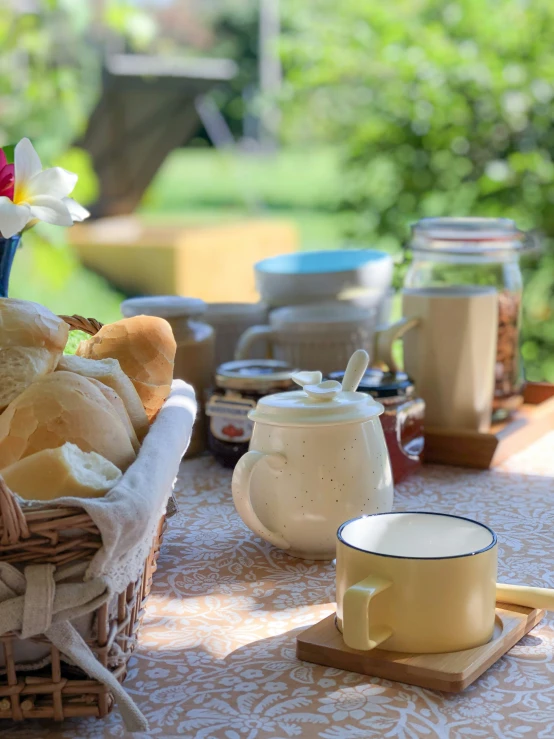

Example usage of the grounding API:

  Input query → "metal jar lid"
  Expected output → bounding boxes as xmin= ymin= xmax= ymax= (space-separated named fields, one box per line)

xmin=328 ymin=369 xmax=414 ymax=399
xmin=408 ymin=217 xmax=533 ymax=255
xmin=215 ymin=360 xmax=295 ymax=393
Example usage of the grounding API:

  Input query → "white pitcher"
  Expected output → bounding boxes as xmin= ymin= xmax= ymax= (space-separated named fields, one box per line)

xmin=232 ymin=351 xmax=394 ymax=560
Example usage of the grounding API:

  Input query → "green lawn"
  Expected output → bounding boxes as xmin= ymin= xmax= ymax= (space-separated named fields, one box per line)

xmin=140 ymin=146 xmax=347 ymax=251
xmin=9 ymin=147 xmax=347 ymax=321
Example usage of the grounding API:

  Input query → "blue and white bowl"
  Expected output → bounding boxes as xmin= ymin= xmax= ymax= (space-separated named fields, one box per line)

xmin=255 ymin=249 xmax=394 ymax=308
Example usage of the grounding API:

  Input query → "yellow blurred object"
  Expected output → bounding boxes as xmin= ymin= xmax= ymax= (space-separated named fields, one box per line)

xmin=69 ymin=216 xmax=298 ymax=303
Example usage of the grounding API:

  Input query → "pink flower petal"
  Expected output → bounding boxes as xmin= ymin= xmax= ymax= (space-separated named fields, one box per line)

xmin=0 ymin=163 xmax=14 ymax=200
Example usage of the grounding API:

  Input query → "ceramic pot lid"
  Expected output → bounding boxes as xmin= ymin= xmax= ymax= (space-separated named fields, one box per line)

xmin=249 ymin=370 xmax=383 ymax=427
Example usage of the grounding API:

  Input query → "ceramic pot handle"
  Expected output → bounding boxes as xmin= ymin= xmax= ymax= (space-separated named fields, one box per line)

xmin=232 ymin=451 xmax=290 ymax=550
xmin=342 ymin=574 xmax=393 ymax=651
xmin=497 ymin=583 xmax=554 ymax=611
xmin=235 ymin=326 xmax=275 ymax=361
xmin=372 ymin=317 xmax=420 ymax=373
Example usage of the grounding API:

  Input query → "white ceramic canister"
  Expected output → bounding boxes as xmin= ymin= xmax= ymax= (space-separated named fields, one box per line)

xmin=235 ymin=301 xmax=377 ymax=375
xmin=204 ymin=302 xmax=268 ymax=369
xmin=231 ymin=363 xmax=394 ymax=560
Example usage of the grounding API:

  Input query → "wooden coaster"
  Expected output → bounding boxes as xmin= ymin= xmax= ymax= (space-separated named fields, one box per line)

xmin=296 ymin=604 xmax=545 ymax=692
xmin=424 ymin=383 xmax=554 ymax=469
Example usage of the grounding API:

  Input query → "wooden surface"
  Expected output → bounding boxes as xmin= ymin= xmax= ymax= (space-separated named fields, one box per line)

xmin=297 ymin=605 xmax=545 ymax=693
xmin=70 ymin=215 xmax=298 ymax=302
xmin=423 ymin=383 xmax=554 ymax=469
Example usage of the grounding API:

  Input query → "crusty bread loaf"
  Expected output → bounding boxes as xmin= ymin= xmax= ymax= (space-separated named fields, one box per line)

xmin=76 ymin=315 xmax=176 ymax=421
xmin=85 ymin=377 xmax=140 ymax=452
xmin=132 ymin=380 xmax=172 ymax=422
xmin=0 ymin=371 xmax=136 ymax=471
xmin=1 ymin=442 xmax=122 ymax=500
xmin=0 ymin=298 xmax=69 ymax=408
xmin=57 ymin=355 xmax=149 ymax=440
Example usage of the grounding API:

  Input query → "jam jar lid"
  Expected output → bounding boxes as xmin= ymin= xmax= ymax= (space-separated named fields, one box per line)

xmin=216 ymin=360 xmax=295 ymax=393
xmin=328 ymin=369 xmax=414 ymax=398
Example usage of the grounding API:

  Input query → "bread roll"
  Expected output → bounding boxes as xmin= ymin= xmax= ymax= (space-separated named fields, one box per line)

xmin=132 ymin=380 xmax=172 ymax=423
xmin=2 ymin=443 xmax=121 ymax=500
xmin=0 ymin=371 xmax=136 ymax=471
xmin=76 ymin=316 xmax=176 ymax=421
xmin=0 ymin=298 xmax=69 ymax=408
xmin=57 ymin=355 xmax=149 ymax=440
xmin=85 ymin=377 xmax=140 ymax=452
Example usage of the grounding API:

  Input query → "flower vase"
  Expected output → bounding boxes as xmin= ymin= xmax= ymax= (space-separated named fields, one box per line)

xmin=0 ymin=235 xmax=20 ymax=298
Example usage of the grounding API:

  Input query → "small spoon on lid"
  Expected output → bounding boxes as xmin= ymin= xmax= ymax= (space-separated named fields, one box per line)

xmin=341 ymin=350 xmax=370 ymax=393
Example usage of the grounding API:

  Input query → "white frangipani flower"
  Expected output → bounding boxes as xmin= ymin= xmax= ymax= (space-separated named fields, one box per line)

xmin=0 ymin=138 xmax=90 ymax=239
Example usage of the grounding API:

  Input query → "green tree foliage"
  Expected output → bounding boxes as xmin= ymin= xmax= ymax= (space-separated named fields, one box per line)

xmin=0 ymin=1 xmax=99 ymax=158
xmin=0 ymin=0 xmax=144 ymax=321
xmin=281 ymin=0 xmax=554 ymax=380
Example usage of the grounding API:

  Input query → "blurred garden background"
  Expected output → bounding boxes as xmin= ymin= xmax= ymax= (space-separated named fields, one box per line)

xmin=1 ymin=0 xmax=554 ymax=380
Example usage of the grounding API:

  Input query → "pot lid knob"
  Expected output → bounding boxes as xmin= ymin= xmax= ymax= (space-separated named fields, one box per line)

xmin=292 ymin=370 xmax=323 ymax=388
xmin=303 ymin=380 xmax=342 ymax=402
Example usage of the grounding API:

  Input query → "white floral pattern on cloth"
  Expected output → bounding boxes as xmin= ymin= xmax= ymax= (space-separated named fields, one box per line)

xmin=3 ymin=433 xmax=554 ymax=739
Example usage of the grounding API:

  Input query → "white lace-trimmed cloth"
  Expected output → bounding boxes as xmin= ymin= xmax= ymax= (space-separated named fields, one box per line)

xmin=0 ymin=380 xmax=197 ymax=732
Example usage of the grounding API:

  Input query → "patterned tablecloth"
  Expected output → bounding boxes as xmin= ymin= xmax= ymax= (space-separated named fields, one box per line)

xmin=3 ymin=435 xmax=554 ymax=739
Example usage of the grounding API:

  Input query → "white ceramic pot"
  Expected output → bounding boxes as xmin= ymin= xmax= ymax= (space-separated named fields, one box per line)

xmin=204 ymin=302 xmax=268 ymax=369
xmin=231 ymin=365 xmax=394 ymax=560
xmin=234 ymin=302 xmax=377 ymax=375
xmin=255 ymin=249 xmax=394 ymax=308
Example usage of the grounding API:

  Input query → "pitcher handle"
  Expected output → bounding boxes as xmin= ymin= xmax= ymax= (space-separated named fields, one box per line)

xmin=235 ymin=326 xmax=275 ymax=360
xmin=232 ymin=451 xmax=290 ymax=549
xmin=342 ymin=574 xmax=393 ymax=651
xmin=372 ymin=317 xmax=420 ymax=373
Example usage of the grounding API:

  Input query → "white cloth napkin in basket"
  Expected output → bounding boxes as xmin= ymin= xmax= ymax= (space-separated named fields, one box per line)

xmin=0 ymin=379 xmax=197 ymax=732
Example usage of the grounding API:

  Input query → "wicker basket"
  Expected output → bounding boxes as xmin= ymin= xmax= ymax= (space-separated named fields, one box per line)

xmin=0 ymin=315 xmax=167 ymax=722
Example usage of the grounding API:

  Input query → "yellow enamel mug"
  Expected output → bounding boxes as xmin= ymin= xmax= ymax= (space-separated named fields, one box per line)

xmin=336 ymin=512 xmax=498 ymax=654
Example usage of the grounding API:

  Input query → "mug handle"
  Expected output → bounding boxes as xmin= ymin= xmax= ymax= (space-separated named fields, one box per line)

xmin=235 ymin=325 xmax=275 ymax=360
xmin=232 ymin=451 xmax=291 ymax=550
xmin=372 ymin=317 xmax=420 ymax=373
xmin=342 ymin=574 xmax=393 ymax=651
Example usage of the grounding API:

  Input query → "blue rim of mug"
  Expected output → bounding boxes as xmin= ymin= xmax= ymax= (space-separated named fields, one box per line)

xmin=337 ymin=511 xmax=497 ymax=560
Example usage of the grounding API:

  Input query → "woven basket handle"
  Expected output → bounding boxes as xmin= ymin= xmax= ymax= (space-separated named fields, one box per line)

xmin=0 ymin=477 xmax=29 ymax=544
xmin=59 ymin=314 xmax=104 ymax=336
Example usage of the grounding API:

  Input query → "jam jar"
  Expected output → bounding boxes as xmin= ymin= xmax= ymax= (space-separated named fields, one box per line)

xmin=328 ymin=369 xmax=425 ymax=483
xmin=206 ymin=360 xmax=295 ymax=468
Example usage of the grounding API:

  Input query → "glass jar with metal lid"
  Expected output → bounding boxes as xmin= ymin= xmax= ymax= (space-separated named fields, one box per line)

xmin=405 ymin=217 xmax=535 ymax=419
xmin=206 ymin=360 xmax=295 ymax=468
xmin=328 ymin=368 xmax=424 ymax=483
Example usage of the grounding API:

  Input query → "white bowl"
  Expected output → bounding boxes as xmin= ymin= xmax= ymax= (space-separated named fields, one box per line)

xmin=255 ymin=249 xmax=394 ymax=308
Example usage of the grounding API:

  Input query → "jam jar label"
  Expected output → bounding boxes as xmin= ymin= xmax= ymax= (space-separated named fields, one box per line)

xmin=206 ymin=395 xmax=256 ymax=443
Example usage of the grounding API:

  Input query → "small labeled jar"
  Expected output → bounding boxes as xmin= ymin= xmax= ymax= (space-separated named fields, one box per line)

xmin=206 ymin=360 xmax=295 ymax=468
xmin=329 ymin=369 xmax=424 ymax=483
